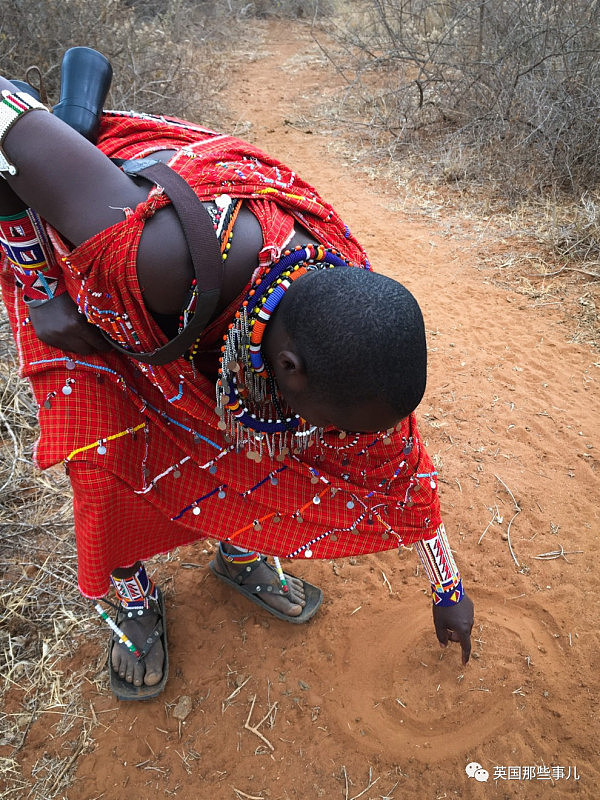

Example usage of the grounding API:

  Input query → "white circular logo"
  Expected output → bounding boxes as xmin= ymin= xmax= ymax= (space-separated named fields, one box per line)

xmin=465 ymin=762 xmax=482 ymax=778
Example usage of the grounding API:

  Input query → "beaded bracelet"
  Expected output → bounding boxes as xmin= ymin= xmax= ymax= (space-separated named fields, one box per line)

xmin=0 ymin=208 xmax=67 ymax=304
xmin=413 ymin=523 xmax=465 ymax=606
xmin=0 ymin=89 xmax=48 ymax=178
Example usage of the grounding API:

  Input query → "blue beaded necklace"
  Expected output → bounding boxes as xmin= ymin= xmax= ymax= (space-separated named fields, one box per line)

xmin=215 ymin=245 xmax=350 ymax=458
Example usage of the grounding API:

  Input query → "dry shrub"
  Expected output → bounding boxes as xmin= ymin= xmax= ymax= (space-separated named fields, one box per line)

xmin=0 ymin=0 xmax=333 ymax=121
xmin=223 ymin=0 xmax=333 ymax=19
xmin=538 ymin=193 xmax=600 ymax=265
xmin=312 ymin=0 xmax=600 ymax=266
xmin=0 ymin=0 xmax=230 ymax=123
xmin=323 ymin=0 xmax=600 ymax=197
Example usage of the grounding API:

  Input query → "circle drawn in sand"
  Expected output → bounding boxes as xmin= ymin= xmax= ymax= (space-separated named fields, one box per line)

xmin=315 ymin=592 xmax=566 ymax=760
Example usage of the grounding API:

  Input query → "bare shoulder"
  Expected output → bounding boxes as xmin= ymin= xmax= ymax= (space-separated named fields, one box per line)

xmin=136 ymin=204 xmax=194 ymax=315
xmin=1 ymin=93 xmax=307 ymax=319
xmin=139 ymin=199 xmax=264 ymax=316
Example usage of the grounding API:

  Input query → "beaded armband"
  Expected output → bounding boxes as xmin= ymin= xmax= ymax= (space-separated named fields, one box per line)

xmin=0 ymin=89 xmax=48 ymax=177
xmin=0 ymin=208 xmax=67 ymax=304
xmin=110 ymin=563 xmax=159 ymax=616
xmin=413 ymin=523 xmax=465 ymax=607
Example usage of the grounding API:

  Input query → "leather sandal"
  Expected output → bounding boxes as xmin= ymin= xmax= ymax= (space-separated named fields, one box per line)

xmin=209 ymin=546 xmax=322 ymax=624
xmin=109 ymin=587 xmax=168 ymax=701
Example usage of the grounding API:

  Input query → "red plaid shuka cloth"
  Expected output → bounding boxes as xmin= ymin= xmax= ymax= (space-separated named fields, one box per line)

xmin=0 ymin=112 xmax=442 ymax=598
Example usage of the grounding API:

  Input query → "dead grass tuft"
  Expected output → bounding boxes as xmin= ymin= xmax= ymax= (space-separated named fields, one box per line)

xmin=0 ymin=301 xmax=99 ymax=796
xmin=0 ymin=0 xmax=244 ymax=127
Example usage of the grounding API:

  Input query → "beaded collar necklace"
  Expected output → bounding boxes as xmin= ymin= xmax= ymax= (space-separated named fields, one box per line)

xmin=215 ymin=244 xmax=351 ymax=460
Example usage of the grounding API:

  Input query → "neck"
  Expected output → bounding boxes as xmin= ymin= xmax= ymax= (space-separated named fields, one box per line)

xmin=215 ymin=246 xmax=347 ymax=444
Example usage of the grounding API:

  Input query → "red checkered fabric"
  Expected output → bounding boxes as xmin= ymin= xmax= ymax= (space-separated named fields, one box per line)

xmin=0 ymin=112 xmax=442 ymax=598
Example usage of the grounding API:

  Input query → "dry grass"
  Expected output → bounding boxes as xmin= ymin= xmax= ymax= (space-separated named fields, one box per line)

xmin=0 ymin=304 xmax=104 ymax=798
xmin=0 ymin=0 xmax=241 ymax=127
xmin=0 ymin=0 xmax=332 ymax=123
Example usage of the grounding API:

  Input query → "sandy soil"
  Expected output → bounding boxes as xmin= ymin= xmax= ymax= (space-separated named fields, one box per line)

xmin=11 ymin=19 xmax=600 ymax=800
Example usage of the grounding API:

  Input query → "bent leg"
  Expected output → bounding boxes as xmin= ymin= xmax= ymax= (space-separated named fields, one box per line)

xmin=69 ymin=460 xmax=206 ymax=598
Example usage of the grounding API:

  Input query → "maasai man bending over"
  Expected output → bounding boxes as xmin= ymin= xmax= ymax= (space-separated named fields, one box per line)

xmin=0 ymin=56 xmax=473 ymax=699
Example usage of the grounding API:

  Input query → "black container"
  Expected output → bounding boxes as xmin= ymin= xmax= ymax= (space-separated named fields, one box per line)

xmin=52 ymin=47 xmax=113 ymax=143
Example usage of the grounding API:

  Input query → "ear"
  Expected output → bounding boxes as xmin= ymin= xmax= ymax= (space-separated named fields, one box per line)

xmin=274 ymin=348 xmax=307 ymax=393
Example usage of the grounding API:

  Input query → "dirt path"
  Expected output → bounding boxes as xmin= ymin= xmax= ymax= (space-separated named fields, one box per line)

xmin=20 ymin=19 xmax=598 ymax=800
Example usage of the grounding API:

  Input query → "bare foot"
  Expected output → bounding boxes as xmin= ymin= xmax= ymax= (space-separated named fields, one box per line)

xmin=216 ymin=546 xmax=307 ymax=617
xmin=111 ymin=603 xmax=164 ymax=687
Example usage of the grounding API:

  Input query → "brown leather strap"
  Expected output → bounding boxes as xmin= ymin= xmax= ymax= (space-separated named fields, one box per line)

xmin=100 ymin=158 xmax=224 ymax=365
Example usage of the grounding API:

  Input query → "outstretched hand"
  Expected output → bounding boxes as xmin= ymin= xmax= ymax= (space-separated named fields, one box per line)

xmin=28 ymin=292 xmax=111 ymax=354
xmin=432 ymin=592 xmax=474 ymax=665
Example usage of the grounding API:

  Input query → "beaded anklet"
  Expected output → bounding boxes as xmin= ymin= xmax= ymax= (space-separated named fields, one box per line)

xmin=218 ymin=544 xmax=291 ymax=596
xmin=219 ymin=543 xmax=261 ymax=565
xmin=110 ymin=563 xmax=159 ymax=617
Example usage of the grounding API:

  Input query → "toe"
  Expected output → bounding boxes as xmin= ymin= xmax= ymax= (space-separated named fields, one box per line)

xmin=263 ymin=592 xmax=303 ymax=617
xmin=286 ymin=575 xmax=306 ymax=606
xmin=125 ymin=659 xmax=136 ymax=685
xmin=118 ymin=654 xmax=128 ymax=680
xmin=133 ymin=660 xmax=146 ymax=687
xmin=143 ymin=642 xmax=164 ymax=686
xmin=144 ymin=669 xmax=163 ymax=687
xmin=286 ymin=601 xmax=303 ymax=617
xmin=111 ymin=642 xmax=123 ymax=674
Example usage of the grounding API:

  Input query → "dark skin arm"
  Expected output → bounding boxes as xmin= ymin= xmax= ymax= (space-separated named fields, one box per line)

xmin=1 ymin=75 xmax=318 ymax=349
xmin=0 ymin=77 xmax=187 ymax=353
xmin=0 ymin=76 xmax=261 ymax=353
xmin=0 ymin=158 xmax=110 ymax=353
xmin=0 ymin=79 xmax=152 ymax=247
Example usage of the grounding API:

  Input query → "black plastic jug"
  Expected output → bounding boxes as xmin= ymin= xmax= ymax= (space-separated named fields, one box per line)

xmin=52 ymin=47 xmax=113 ymax=142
